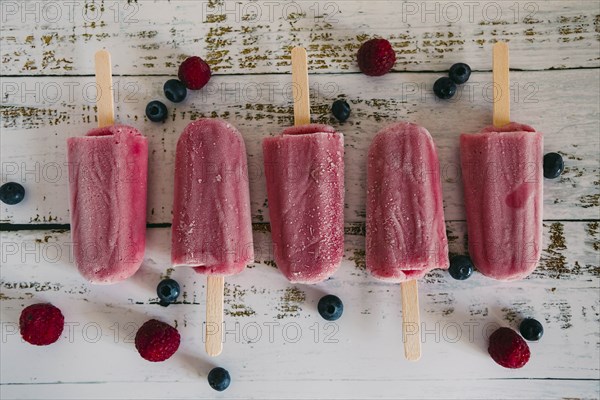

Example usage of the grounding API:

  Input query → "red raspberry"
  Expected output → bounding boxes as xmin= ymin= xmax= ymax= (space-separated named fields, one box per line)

xmin=178 ymin=56 xmax=211 ymax=90
xmin=357 ymin=38 xmax=396 ymax=76
xmin=19 ymin=303 xmax=64 ymax=346
xmin=488 ymin=327 xmax=531 ymax=369
xmin=135 ymin=319 xmax=180 ymax=362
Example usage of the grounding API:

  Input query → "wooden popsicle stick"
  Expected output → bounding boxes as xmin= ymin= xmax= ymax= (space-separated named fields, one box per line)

xmin=401 ymin=280 xmax=421 ymax=361
xmin=94 ymin=50 xmax=115 ymax=128
xmin=205 ymin=275 xmax=224 ymax=357
xmin=492 ymin=42 xmax=510 ymax=128
xmin=291 ymin=47 xmax=311 ymax=126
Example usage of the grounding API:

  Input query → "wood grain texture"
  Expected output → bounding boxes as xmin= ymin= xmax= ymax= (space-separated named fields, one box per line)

xmin=205 ymin=276 xmax=224 ymax=357
xmin=1 ymin=1 xmax=598 ymax=398
xmin=492 ymin=42 xmax=510 ymax=127
xmin=2 ymin=380 xmax=599 ymax=400
xmin=0 ymin=225 xmax=598 ymax=399
xmin=400 ymin=280 xmax=421 ymax=361
xmin=1 ymin=70 xmax=598 ymax=225
xmin=94 ymin=50 xmax=114 ymax=127
xmin=1 ymin=1 xmax=599 ymax=76
xmin=291 ymin=47 xmax=311 ymax=125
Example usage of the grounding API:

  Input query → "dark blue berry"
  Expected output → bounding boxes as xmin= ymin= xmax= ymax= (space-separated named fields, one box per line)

xmin=433 ymin=77 xmax=457 ymax=99
xmin=449 ymin=255 xmax=474 ymax=280
xmin=520 ymin=318 xmax=544 ymax=341
xmin=0 ymin=182 xmax=25 ymax=205
xmin=318 ymin=295 xmax=343 ymax=321
xmin=145 ymin=100 xmax=168 ymax=122
xmin=543 ymin=152 xmax=564 ymax=179
xmin=157 ymin=279 xmax=180 ymax=306
xmin=331 ymin=99 xmax=351 ymax=122
xmin=163 ymin=79 xmax=187 ymax=103
xmin=208 ymin=367 xmax=231 ymax=391
xmin=449 ymin=63 xmax=471 ymax=84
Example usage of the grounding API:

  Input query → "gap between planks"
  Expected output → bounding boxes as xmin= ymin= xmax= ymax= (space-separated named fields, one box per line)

xmin=3 ymin=65 xmax=600 ymax=80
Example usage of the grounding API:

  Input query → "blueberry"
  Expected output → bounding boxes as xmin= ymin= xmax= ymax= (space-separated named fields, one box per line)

xmin=433 ymin=77 xmax=457 ymax=100
xmin=331 ymin=99 xmax=351 ymax=122
xmin=0 ymin=182 xmax=25 ymax=205
xmin=163 ymin=79 xmax=187 ymax=103
xmin=449 ymin=63 xmax=471 ymax=84
xmin=317 ymin=295 xmax=343 ymax=321
xmin=145 ymin=100 xmax=168 ymax=122
xmin=448 ymin=255 xmax=474 ymax=280
xmin=543 ymin=152 xmax=564 ymax=179
xmin=157 ymin=278 xmax=180 ymax=306
xmin=519 ymin=318 xmax=544 ymax=341
xmin=208 ymin=367 xmax=231 ymax=391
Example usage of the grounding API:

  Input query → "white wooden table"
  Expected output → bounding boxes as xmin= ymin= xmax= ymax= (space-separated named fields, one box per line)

xmin=1 ymin=1 xmax=599 ymax=399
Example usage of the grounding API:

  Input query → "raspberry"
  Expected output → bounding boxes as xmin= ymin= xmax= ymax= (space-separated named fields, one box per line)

xmin=19 ymin=303 xmax=64 ymax=346
xmin=178 ymin=56 xmax=211 ymax=90
xmin=357 ymin=38 xmax=396 ymax=76
xmin=135 ymin=319 xmax=180 ymax=362
xmin=488 ymin=327 xmax=531 ymax=369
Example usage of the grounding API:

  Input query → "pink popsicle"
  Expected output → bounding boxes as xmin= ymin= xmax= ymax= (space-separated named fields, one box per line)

xmin=67 ymin=125 xmax=148 ymax=284
xmin=460 ymin=122 xmax=543 ymax=280
xmin=366 ymin=122 xmax=449 ymax=282
xmin=171 ymin=119 xmax=254 ymax=275
xmin=263 ymin=124 xmax=344 ymax=283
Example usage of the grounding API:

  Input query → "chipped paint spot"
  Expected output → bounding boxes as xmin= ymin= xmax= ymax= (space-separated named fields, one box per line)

xmin=224 ymin=283 xmax=256 ymax=317
xmin=1 ymin=105 xmax=74 ymax=129
xmin=344 ymin=223 xmax=365 ymax=236
xmin=348 ymin=249 xmax=365 ymax=271
xmin=0 ymin=292 xmax=33 ymax=300
xmin=160 ymin=268 xmax=175 ymax=280
xmin=579 ymin=194 xmax=599 ymax=208
xmin=426 ymin=292 xmax=455 ymax=316
xmin=34 ymin=235 xmax=53 ymax=243
xmin=29 ymin=213 xmax=60 ymax=223
xmin=501 ymin=307 xmax=518 ymax=324
xmin=275 ymin=286 xmax=305 ymax=319
xmin=543 ymin=299 xmax=573 ymax=329
xmin=252 ymin=223 xmax=271 ymax=233
xmin=539 ymin=222 xmax=568 ymax=278
xmin=469 ymin=303 xmax=489 ymax=317
xmin=1 ymin=281 xmax=63 ymax=292
xmin=586 ymin=222 xmax=599 ymax=251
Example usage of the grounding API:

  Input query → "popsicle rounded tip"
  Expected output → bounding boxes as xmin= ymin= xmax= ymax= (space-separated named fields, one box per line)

xmin=405 ymin=352 xmax=422 ymax=362
xmin=205 ymin=343 xmax=223 ymax=357
xmin=291 ymin=46 xmax=307 ymax=56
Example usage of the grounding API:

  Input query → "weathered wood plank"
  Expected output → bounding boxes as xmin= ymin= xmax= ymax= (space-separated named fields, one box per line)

xmin=0 ymin=224 xmax=598 ymax=399
xmin=2 ymin=380 xmax=599 ymax=400
xmin=1 ymin=1 xmax=599 ymax=76
xmin=1 ymin=70 xmax=598 ymax=224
